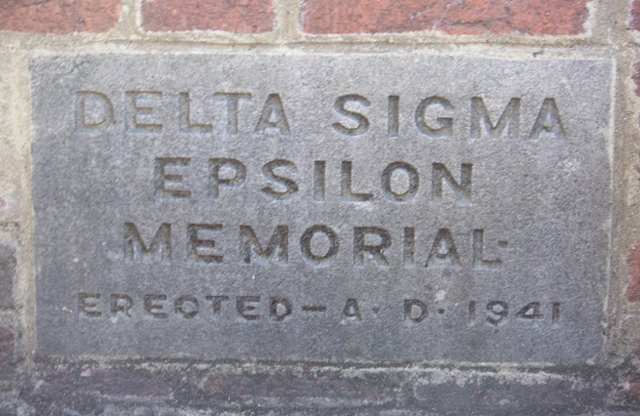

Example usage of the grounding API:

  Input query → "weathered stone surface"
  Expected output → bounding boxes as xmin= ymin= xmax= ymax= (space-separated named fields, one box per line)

xmin=23 ymin=358 xmax=617 ymax=414
xmin=31 ymin=54 xmax=612 ymax=363
xmin=0 ymin=244 xmax=16 ymax=308
xmin=0 ymin=325 xmax=15 ymax=378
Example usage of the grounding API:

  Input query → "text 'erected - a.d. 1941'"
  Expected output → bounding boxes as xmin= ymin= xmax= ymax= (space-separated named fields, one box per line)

xmin=32 ymin=55 xmax=612 ymax=362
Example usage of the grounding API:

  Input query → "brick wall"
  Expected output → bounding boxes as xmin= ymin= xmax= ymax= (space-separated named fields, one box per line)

xmin=0 ymin=0 xmax=638 ymax=414
xmin=0 ymin=0 xmax=598 ymax=35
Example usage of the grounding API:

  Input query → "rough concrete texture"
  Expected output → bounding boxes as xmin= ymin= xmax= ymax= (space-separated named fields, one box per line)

xmin=18 ymin=360 xmax=625 ymax=415
xmin=0 ymin=0 xmax=636 ymax=414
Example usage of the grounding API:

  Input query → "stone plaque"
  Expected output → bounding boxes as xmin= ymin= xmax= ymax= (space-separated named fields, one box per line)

xmin=32 ymin=55 xmax=612 ymax=362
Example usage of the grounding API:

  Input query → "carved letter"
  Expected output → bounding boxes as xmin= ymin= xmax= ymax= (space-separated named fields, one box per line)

xmin=341 ymin=161 xmax=373 ymax=202
xmin=144 ymin=294 xmax=167 ymax=318
xmin=154 ymin=157 xmax=191 ymax=199
xmin=314 ymin=160 xmax=326 ymax=202
xmin=332 ymin=95 xmax=370 ymax=136
xmin=261 ymin=159 xmax=298 ymax=200
xmin=404 ymin=299 xmax=428 ymax=323
xmin=381 ymin=161 xmax=419 ymax=202
xmin=426 ymin=228 xmax=461 ymax=268
xmin=76 ymin=91 xmax=113 ymax=132
xmin=270 ymin=297 xmax=293 ymax=321
xmin=78 ymin=293 xmax=101 ymax=318
xmin=110 ymin=294 xmax=133 ymax=318
xmin=470 ymin=97 xmax=520 ymax=140
xmin=342 ymin=298 xmax=362 ymax=320
xmin=300 ymin=225 xmax=339 ymax=264
xmin=353 ymin=227 xmax=391 ymax=267
xmin=179 ymin=92 xmax=212 ymax=133
xmin=205 ymin=295 xmax=229 ymax=319
xmin=175 ymin=295 xmax=199 ymax=318
xmin=431 ymin=163 xmax=472 ymax=204
xmin=239 ymin=225 xmax=288 ymax=265
xmin=403 ymin=227 xmax=415 ymax=267
xmin=187 ymin=224 xmax=223 ymax=264
xmin=126 ymin=91 xmax=162 ymax=133
xmin=124 ymin=223 xmax=171 ymax=263
xmin=388 ymin=95 xmax=399 ymax=138
xmin=415 ymin=96 xmax=454 ymax=139
xmin=472 ymin=229 xmax=502 ymax=269
xmin=209 ymin=158 xmax=246 ymax=199
xmin=529 ymin=98 xmax=567 ymax=140
xmin=213 ymin=92 xmax=251 ymax=134
xmin=237 ymin=296 xmax=260 ymax=320
xmin=255 ymin=93 xmax=291 ymax=135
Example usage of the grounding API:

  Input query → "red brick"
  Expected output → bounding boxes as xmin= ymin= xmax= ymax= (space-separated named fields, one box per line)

xmin=142 ymin=0 xmax=273 ymax=33
xmin=302 ymin=0 xmax=589 ymax=35
xmin=632 ymin=0 xmax=640 ymax=31
xmin=0 ymin=0 xmax=120 ymax=34
xmin=627 ymin=242 xmax=640 ymax=302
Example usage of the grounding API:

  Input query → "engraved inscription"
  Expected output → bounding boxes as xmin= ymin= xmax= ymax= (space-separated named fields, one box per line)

xmin=78 ymin=291 xmax=564 ymax=330
xmin=76 ymin=91 xmax=569 ymax=141
xmin=34 ymin=55 xmax=611 ymax=361
xmin=123 ymin=223 xmax=507 ymax=268
xmin=151 ymin=157 xmax=475 ymax=204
